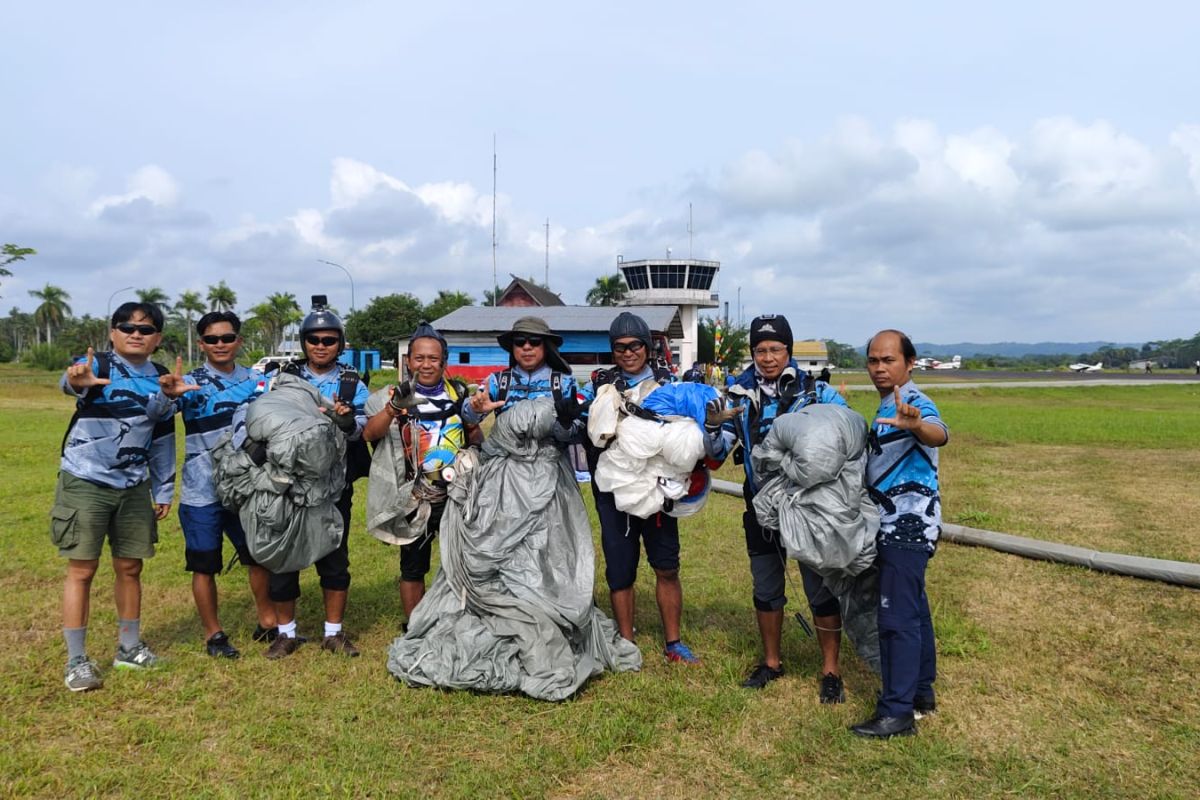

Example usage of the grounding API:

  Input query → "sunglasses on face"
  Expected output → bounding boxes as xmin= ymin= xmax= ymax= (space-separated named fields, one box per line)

xmin=201 ymin=333 xmax=238 ymax=345
xmin=305 ymin=335 xmax=341 ymax=347
xmin=612 ymin=341 xmax=646 ymax=354
xmin=512 ymin=336 xmax=543 ymax=349
xmin=115 ymin=323 xmax=158 ymax=336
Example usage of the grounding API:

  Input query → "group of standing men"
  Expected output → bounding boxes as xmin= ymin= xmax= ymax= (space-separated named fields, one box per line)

xmin=55 ymin=297 xmax=369 ymax=694
xmin=50 ymin=297 xmax=947 ymax=738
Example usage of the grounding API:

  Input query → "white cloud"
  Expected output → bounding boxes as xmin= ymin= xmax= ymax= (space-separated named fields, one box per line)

xmin=9 ymin=117 xmax=1200 ymax=344
xmin=88 ymin=165 xmax=180 ymax=217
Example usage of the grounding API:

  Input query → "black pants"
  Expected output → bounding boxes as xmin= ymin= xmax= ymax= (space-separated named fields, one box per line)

xmin=268 ymin=486 xmax=353 ymax=602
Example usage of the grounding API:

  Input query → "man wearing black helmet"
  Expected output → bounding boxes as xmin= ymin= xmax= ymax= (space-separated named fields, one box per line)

xmin=712 ymin=314 xmax=852 ymax=702
xmin=578 ymin=312 xmax=701 ymax=664
xmin=264 ymin=295 xmax=369 ymax=659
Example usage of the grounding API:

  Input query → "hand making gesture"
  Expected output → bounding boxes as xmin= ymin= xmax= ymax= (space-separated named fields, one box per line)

xmin=875 ymin=386 xmax=920 ymax=430
xmin=158 ymin=356 xmax=200 ymax=398
xmin=65 ymin=347 xmax=111 ymax=392
xmin=469 ymin=386 xmax=505 ymax=416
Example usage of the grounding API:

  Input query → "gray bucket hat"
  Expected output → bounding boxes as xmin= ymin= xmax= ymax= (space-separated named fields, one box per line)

xmin=497 ymin=315 xmax=570 ymax=373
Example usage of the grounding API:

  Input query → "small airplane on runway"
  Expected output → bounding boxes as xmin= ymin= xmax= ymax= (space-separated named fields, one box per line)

xmin=915 ymin=355 xmax=962 ymax=370
xmin=1068 ymin=361 xmax=1103 ymax=372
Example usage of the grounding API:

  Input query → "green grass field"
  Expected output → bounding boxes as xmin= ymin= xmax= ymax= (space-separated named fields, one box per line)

xmin=1 ymin=367 xmax=1197 ymax=798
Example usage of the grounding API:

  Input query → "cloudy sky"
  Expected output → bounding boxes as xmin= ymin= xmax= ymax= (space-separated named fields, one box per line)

xmin=4 ymin=2 xmax=1200 ymax=344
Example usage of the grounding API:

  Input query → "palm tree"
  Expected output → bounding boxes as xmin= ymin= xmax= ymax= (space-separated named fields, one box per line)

xmin=136 ymin=287 xmax=172 ymax=318
xmin=28 ymin=284 xmax=71 ymax=345
xmin=423 ymin=289 xmax=474 ymax=321
xmin=207 ymin=280 xmax=237 ymax=311
xmin=585 ymin=273 xmax=628 ymax=306
xmin=249 ymin=292 xmax=302 ymax=353
xmin=176 ymin=290 xmax=206 ymax=364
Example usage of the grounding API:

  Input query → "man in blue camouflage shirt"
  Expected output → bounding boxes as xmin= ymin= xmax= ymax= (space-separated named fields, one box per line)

xmin=158 ymin=311 xmax=275 ymax=659
xmin=53 ymin=302 xmax=176 ymax=691
xmin=851 ymin=329 xmax=949 ymax=739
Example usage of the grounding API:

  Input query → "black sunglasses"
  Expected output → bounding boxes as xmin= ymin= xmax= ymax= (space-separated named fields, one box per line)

xmin=612 ymin=341 xmax=646 ymax=354
xmin=115 ymin=323 xmax=158 ymax=336
xmin=305 ymin=335 xmax=341 ymax=347
xmin=201 ymin=333 xmax=239 ymax=345
xmin=512 ymin=336 xmax=543 ymax=348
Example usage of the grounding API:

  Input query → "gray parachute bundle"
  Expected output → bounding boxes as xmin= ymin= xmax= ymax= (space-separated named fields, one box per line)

xmin=750 ymin=403 xmax=882 ymax=672
xmin=211 ymin=373 xmax=346 ymax=573
xmin=387 ymin=398 xmax=642 ymax=701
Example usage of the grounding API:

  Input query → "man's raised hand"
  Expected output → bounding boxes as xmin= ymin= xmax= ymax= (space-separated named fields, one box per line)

xmin=66 ymin=347 xmax=112 ymax=391
xmin=158 ymin=356 xmax=199 ymax=398
xmin=874 ymin=386 xmax=922 ymax=430
xmin=469 ymin=386 xmax=505 ymax=415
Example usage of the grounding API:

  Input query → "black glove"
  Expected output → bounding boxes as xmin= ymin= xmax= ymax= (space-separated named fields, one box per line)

xmin=324 ymin=407 xmax=357 ymax=433
xmin=389 ymin=380 xmax=417 ymax=414
xmin=243 ymin=438 xmax=268 ymax=467
xmin=704 ymin=397 xmax=730 ymax=433
xmin=555 ymin=395 xmax=582 ymax=427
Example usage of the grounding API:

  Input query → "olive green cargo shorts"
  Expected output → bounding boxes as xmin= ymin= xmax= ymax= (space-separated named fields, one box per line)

xmin=49 ymin=472 xmax=158 ymax=560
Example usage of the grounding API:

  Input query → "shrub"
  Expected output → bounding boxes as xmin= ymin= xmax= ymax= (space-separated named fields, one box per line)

xmin=26 ymin=343 xmax=70 ymax=371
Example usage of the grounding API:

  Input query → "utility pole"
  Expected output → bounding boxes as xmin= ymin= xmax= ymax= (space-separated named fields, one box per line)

xmin=492 ymin=134 xmax=498 ymax=306
xmin=544 ymin=218 xmax=550 ymax=289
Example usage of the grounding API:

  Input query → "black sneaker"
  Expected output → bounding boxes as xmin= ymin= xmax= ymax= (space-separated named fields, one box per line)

xmin=741 ymin=663 xmax=785 ymax=689
xmin=252 ymin=624 xmax=278 ymax=643
xmin=819 ymin=672 xmax=845 ymax=704
xmin=205 ymin=631 xmax=240 ymax=659
xmin=913 ymin=692 xmax=937 ymax=719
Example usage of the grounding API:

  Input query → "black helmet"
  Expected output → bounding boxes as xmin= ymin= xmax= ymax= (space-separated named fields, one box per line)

xmin=300 ymin=294 xmax=346 ymax=355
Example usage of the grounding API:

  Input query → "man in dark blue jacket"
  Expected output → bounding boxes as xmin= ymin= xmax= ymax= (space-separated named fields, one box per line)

xmin=712 ymin=315 xmax=850 ymax=702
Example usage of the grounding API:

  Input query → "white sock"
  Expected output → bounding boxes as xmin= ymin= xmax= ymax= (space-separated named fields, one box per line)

xmin=278 ymin=620 xmax=298 ymax=639
xmin=324 ymin=621 xmax=342 ymax=638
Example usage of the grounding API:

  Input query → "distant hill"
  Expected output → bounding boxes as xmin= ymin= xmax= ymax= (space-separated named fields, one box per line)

xmin=910 ymin=341 xmax=1143 ymax=358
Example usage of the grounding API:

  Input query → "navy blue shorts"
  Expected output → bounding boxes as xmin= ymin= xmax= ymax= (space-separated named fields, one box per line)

xmin=592 ymin=483 xmax=680 ymax=592
xmin=179 ymin=502 xmax=254 ymax=574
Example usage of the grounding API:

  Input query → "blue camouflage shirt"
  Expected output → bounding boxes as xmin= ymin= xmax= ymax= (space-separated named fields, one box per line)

xmin=177 ymin=363 xmax=265 ymax=506
xmin=290 ymin=362 xmax=370 ymax=440
xmin=60 ymin=352 xmax=176 ymax=503
xmin=867 ymin=380 xmax=948 ymax=551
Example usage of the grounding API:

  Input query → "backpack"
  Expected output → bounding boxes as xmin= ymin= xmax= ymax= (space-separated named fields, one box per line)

xmin=60 ymin=351 xmax=171 ymax=455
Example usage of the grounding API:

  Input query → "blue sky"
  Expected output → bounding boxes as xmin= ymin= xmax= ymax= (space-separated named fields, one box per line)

xmin=4 ymin=2 xmax=1200 ymax=343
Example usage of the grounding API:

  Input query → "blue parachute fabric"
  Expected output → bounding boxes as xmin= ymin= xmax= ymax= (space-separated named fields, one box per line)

xmin=641 ymin=382 xmax=720 ymax=427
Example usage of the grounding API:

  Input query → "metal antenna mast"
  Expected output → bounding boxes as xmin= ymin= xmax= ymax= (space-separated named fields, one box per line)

xmin=492 ymin=134 xmax=498 ymax=306
xmin=544 ymin=218 xmax=550 ymax=288
xmin=688 ymin=202 xmax=693 ymax=258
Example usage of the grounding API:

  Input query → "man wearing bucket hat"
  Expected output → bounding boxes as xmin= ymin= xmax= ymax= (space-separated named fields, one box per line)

xmin=576 ymin=311 xmax=700 ymax=663
xmin=461 ymin=316 xmax=580 ymax=440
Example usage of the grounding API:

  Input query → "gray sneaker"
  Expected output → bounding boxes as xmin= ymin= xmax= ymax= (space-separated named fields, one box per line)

xmin=64 ymin=655 xmax=103 ymax=692
xmin=113 ymin=641 xmax=160 ymax=669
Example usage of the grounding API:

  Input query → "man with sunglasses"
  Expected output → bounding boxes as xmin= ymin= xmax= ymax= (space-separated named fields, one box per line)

xmin=461 ymin=316 xmax=578 ymax=437
xmin=259 ymin=297 xmax=369 ymax=659
xmin=53 ymin=302 xmax=176 ymax=691
xmin=576 ymin=312 xmax=701 ymax=664
xmin=711 ymin=314 xmax=852 ymax=702
xmin=158 ymin=311 xmax=276 ymax=658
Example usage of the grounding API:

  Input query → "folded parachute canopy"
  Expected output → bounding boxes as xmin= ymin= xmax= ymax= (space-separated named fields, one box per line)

xmin=588 ymin=382 xmax=717 ymax=519
xmin=750 ymin=403 xmax=882 ymax=672
xmin=211 ymin=373 xmax=346 ymax=574
xmin=388 ymin=397 xmax=641 ymax=701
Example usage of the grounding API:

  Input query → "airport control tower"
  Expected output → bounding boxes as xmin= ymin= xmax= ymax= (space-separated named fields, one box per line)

xmin=617 ymin=255 xmax=719 ymax=369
